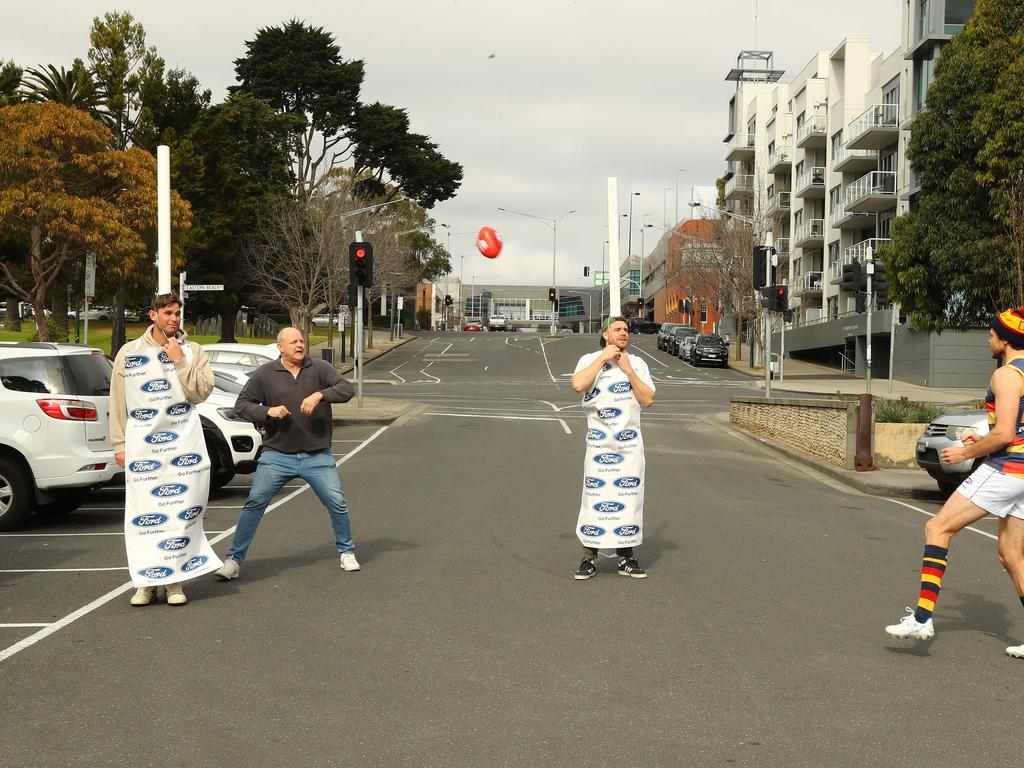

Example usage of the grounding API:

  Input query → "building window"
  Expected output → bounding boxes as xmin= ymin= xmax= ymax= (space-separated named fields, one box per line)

xmin=829 ymin=185 xmax=842 ymax=210
xmin=883 ymin=78 xmax=900 ymax=107
xmin=830 ymin=130 xmax=843 ymax=157
xmin=945 ymin=0 xmax=974 ymax=33
xmin=700 ymin=305 xmax=708 ymax=323
xmin=918 ymin=0 xmax=931 ymax=41
xmin=878 ymin=211 xmax=895 ymax=240
xmin=827 ymin=296 xmax=838 ymax=319
xmin=796 ymin=111 xmax=805 ymax=130
xmin=828 ymin=240 xmax=840 ymax=265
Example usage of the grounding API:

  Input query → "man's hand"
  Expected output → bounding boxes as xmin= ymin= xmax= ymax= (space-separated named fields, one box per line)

xmin=616 ymin=352 xmax=634 ymax=374
xmin=300 ymin=391 xmax=324 ymax=415
xmin=115 ymin=451 xmax=125 ymax=468
xmin=601 ymin=345 xmax=621 ymax=363
xmin=940 ymin=445 xmax=969 ymax=465
xmin=267 ymin=405 xmax=292 ymax=419
xmin=163 ymin=337 xmax=184 ymax=364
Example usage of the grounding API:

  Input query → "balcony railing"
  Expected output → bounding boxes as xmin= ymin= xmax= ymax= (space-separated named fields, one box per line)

xmin=724 ymin=174 xmax=754 ymax=199
xmin=832 ymin=146 xmax=879 ymax=173
xmin=767 ymin=146 xmax=792 ymax=174
xmin=796 ymin=113 xmax=827 ymax=147
xmin=838 ymin=237 xmax=891 ymax=269
xmin=725 ymin=132 xmax=756 ymax=161
xmin=793 ymin=271 xmax=824 ymax=295
xmin=845 ymin=170 xmax=897 ymax=212
xmin=793 ymin=218 xmax=825 ymax=246
xmin=775 ymin=237 xmax=790 ymax=257
xmin=767 ymin=190 xmax=791 ymax=217
xmin=847 ymin=103 xmax=899 ymax=150
xmin=795 ymin=166 xmax=826 ymax=198
xmin=829 ymin=198 xmax=876 ymax=230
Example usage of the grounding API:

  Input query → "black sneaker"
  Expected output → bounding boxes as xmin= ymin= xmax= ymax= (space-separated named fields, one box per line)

xmin=574 ymin=559 xmax=597 ymax=580
xmin=617 ymin=557 xmax=647 ymax=579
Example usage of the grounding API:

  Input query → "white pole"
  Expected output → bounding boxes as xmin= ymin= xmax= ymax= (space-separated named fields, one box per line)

xmin=607 ymin=178 xmax=622 ymax=317
xmin=889 ymin=302 xmax=899 ymax=393
xmin=157 ymin=145 xmax=171 ymax=295
xmin=764 ymin=231 xmax=774 ymax=398
xmin=355 ymin=230 xmax=364 ymax=407
xmin=179 ymin=270 xmax=186 ymax=324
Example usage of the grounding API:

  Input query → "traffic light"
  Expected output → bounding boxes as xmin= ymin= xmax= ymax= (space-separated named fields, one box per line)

xmin=873 ymin=259 xmax=889 ymax=302
xmin=840 ymin=261 xmax=862 ymax=293
xmin=855 ymin=292 xmax=868 ymax=313
xmin=444 ymin=295 xmax=453 ymax=306
xmin=772 ymin=285 xmax=788 ymax=312
xmin=548 ymin=287 xmax=557 ymax=303
xmin=752 ymin=245 xmax=770 ymax=290
xmin=583 ymin=266 xmax=590 ymax=277
xmin=349 ymin=241 xmax=373 ymax=286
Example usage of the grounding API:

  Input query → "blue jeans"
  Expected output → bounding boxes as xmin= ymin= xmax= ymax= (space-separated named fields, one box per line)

xmin=226 ymin=449 xmax=354 ymax=563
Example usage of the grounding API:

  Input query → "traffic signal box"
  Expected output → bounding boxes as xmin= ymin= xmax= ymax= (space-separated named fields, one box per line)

xmin=444 ymin=295 xmax=453 ymax=306
xmin=759 ymin=285 xmax=788 ymax=312
xmin=349 ymin=241 xmax=374 ymax=286
xmin=548 ymin=288 xmax=557 ymax=303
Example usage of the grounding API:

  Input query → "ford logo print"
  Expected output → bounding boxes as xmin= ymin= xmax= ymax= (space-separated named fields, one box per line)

xmin=593 ymin=501 xmax=626 ymax=513
xmin=131 ymin=513 xmax=169 ymax=527
xmin=157 ymin=351 xmax=173 ymax=364
xmin=166 ymin=402 xmax=192 ymax=417
xmin=614 ymin=525 xmax=640 ymax=537
xmin=170 ymin=453 xmax=203 ymax=467
xmin=596 ymin=407 xmax=622 ymax=420
xmin=150 ymin=483 xmax=188 ymax=498
xmin=181 ymin=555 xmax=208 ymax=572
xmin=584 ymin=476 xmax=606 ymax=489
xmin=616 ymin=429 xmax=639 ymax=441
xmin=158 ymin=536 xmax=191 ymax=551
xmin=593 ymin=453 xmax=625 ymax=465
xmin=586 ymin=429 xmax=607 ymax=441
xmin=583 ymin=388 xmax=600 ymax=402
xmin=178 ymin=505 xmax=204 ymax=521
xmin=129 ymin=408 xmax=158 ymax=421
xmin=614 ymin=476 xmax=641 ymax=489
xmin=140 ymin=379 xmax=171 ymax=393
xmin=609 ymin=382 xmax=632 ymax=393
xmin=602 ymin=363 xmax=612 ymax=371
xmin=127 ymin=459 xmax=162 ymax=474
xmin=144 ymin=431 xmax=179 ymax=445
xmin=579 ymin=524 xmax=606 ymax=537
xmin=137 ymin=566 xmax=174 ymax=579
xmin=124 ymin=354 xmax=150 ymax=370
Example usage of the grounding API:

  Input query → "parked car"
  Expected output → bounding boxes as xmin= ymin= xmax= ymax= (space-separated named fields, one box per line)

xmin=463 ymin=322 xmax=482 ymax=332
xmin=657 ymin=323 xmax=680 ymax=351
xmin=202 ymin=342 xmax=279 ymax=368
xmin=0 ymin=342 xmax=120 ymax=530
xmin=312 ymin=309 xmax=348 ymax=328
xmin=668 ymin=326 xmax=697 ymax=357
xmin=197 ymin=378 xmax=263 ymax=490
xmin=678 ymin=334 xmax=699 ymax=362
xmin=690 ymin=333 xmax=730 ymax=367
xmin=628 ymin=319 xmax=659 ymax=334
xmin=558 ymin=327 xmax=575 ymax=334
xmin=68 ymin=306 xmax=112 ymax=321
xmin=916 ymin=410 xmax=989 ymax=494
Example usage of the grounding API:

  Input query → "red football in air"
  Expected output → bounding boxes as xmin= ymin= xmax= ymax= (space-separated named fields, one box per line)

xmin=477 ymin=227 xmax=503 ymax=259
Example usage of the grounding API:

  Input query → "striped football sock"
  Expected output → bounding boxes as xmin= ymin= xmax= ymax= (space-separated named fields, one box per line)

xmin=914 ymin=544 xmax=948 ymax=623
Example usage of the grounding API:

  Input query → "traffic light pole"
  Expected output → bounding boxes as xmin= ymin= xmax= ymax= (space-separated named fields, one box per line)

xmin=764 ymin=233 xmax=775 ymax=399
xmin=355 ymin=230 xmax=365 ymax=408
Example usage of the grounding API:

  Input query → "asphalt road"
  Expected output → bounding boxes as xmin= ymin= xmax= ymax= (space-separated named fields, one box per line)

xmin=1 ymin=331 xmax=1019 ymax=767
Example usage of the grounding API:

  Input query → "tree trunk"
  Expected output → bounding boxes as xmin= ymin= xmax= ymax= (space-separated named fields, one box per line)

xmin=219 ymin=308 xmax=238 ymax=343
xmin=111 ymin=288 xmax=126 ymax=355
xmin=32 ymin=296 xmax=48 ymax=341
xmin=4 ymin=297 xmax=21 ymax=332
xmin=51 ymin=274 xmax=70 ymax=342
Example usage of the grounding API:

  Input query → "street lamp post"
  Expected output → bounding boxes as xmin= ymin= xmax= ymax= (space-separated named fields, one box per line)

xmin=497 ymin=206 xmax=576 ymax=336
xmin=627 ymin=192 xmax=640 ymax=259
xmin=675 ymin=168 xmax=686 ymax=227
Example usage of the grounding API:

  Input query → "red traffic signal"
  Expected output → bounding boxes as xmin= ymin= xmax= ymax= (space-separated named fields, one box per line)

xmin=349 ymin=241 xmax=374 ymax=286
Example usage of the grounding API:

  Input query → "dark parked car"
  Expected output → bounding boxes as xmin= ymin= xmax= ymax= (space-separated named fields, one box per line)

xmin=628 ymin=319 xmax=659 ymax=334
xmin=690 ymin=333 xmax=729 ymax=367
xmin=657 ymin=323 xmax=680 ymax=351
xmin=668 ymin=326 xmax=697 ymax=356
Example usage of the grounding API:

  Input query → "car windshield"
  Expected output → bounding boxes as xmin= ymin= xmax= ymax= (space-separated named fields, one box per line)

xmin=213 ymin=371 xmax=245 ymax=394
xmin=699 ymin=335 xmax=723 ymax=344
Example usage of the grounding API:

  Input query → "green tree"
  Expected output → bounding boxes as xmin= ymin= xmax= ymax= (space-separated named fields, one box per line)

xmin=21 ymin=60 xmax=107 ymax=121
xmin=0 ymin=59 xmax=22 ymax=106
xmin=882 ymin=0 xmax=1024 ymax=330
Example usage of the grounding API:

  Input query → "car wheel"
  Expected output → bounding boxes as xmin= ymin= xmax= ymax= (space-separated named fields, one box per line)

xmin=0 ymin=455 xmax=32 ymax=531
xmin=36 ymin=487 xmax=89 ymax=516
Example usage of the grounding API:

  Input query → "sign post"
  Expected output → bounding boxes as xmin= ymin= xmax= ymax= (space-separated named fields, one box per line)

xmin=83 ymin=252 xmax=95 ymax=345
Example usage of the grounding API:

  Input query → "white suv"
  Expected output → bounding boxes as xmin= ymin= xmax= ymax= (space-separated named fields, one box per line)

xmin=0 ymin=342 xmax=120 ymax=530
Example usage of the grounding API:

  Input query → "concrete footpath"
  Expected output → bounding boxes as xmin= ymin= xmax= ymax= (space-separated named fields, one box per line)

xmin=310 ymin=331 xmax=425 ymax=426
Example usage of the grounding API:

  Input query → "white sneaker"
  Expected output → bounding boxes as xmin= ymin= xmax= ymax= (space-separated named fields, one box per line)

xmin=885 ymin=607 xmax=934 ymax=640
xmin=1006 ymin=644 xmax=1024 ymax=659
xmin=164 ymin=582 xmax=187 ymax=606
xmin=130 ymin=586 xmax=156 ymax=606
xmin=339 ymin=552 xmax=360 ymax=571
xmin=215 ymin=558 xmax=240 ymax=580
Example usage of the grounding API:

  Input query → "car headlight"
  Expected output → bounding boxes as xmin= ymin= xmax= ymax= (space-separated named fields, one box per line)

xmin=947 ymin=425 xmax=979 ymax=441
xmin=217 ymin=407 xmax=246 ymax=422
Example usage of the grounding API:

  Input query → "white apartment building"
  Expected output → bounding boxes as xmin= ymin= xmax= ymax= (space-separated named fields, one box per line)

xmin=719 ymin=0 xmax=985 ymax=387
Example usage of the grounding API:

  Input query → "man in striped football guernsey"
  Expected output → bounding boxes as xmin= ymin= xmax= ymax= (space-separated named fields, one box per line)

xmin=886 ymin=307 xmax=1024 ymax=657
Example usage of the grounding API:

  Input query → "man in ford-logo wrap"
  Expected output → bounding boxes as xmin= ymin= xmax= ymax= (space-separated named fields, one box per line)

xmin=569 ymin=316 xmax=656 ymax=580
xmin=111 ymin=291 xmax=217 ymax=607
xmin=214 ymin=326 xmax=359 ymax=583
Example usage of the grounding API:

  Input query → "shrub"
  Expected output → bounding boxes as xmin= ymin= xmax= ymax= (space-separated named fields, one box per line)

xmin=874 ymin=397 xmax=946 ymax=423
xmin=416 ymin=308 xmax=432 ymax=330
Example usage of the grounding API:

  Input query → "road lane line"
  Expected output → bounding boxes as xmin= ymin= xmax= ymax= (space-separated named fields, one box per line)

xmin=0 ymin=624 xmax=51 ymax=628
xmin=0 ymin=567 xmax=129 ymax=573
xmin=389 ymin=360 xmax=408 ymax=383
xmin=0 ymin=426 xmax=391 ymax=664
xmin=884 ymin=498 xmax=998 ymax=541
xmin=558 ymin=419 xmax=572 ymax=434
xmin=537 ymin=337 xmax=557 ymax=384
xmin=419 ymin=369 xmax=441 ymax=383
xmin=424 ymin=412 xmax=573 ymax=428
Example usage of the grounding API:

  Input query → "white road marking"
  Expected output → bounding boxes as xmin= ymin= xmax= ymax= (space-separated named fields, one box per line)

xmin=0 ymin=425 xmax=391 ymax=664
xmin=0 ymin=567 xmax=128 ymax=573
xmin=424 ymin=412 xmax=574 ymax=428
xmin=419 ymin=368 xmax=441 ymax=383
xmin=558 ymin=419 xmax=572 ymax=434
xmin=884 ymin=498 xmax=998 ymax=541
xmin=538 ymin=337 xmax=557 ymax=384
xmin=0 ymin=624 xmax=51 ymax=628
xmin=389 ymin=360 xmax=408 ymax=383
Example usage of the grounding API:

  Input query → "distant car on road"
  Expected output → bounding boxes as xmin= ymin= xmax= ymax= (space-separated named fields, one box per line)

xmin=68 ymin=306 xmax=111 ymax=321
xmin=690 ymin=333 xmax=729 ymax=367
xmin=558 ymin=327 xmax=575 ymax=334
xmin=667 ymin=326 xmax=697 ymax=356
xmin=657 ymin=323 xmax=681 ymax=351
xmin=628 ymin=319 xmax=659 ymax=334
xmin=916 ymin=410 xmax=988 ymax=494
xmin=678 ymin=333 xmax=699 ymax=362
xmin=463 ymin=323 xmax=482 ymax=332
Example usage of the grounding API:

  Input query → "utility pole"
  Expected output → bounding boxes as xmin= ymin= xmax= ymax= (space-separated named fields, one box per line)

xmin=764 ymin=232 xmax=775 ymax=398
xmin=866 ymin=246 xmax=874 ymax=396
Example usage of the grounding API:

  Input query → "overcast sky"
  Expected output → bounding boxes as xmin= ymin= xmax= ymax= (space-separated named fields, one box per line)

xmin=5 ymin=0 xmax=902 ymax=288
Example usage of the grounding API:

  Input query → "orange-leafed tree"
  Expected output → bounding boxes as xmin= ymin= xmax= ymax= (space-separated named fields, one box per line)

xmin=0 ymin=101 xmax=190 ymax=341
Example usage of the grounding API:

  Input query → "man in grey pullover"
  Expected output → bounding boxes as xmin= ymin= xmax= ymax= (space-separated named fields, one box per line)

xmin=215 ymin=327 xmax=359 ymax=580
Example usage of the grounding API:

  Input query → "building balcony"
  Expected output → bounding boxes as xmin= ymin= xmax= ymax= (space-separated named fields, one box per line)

xmin=792 ymin=271 xmax=823 ymax=297
xmin=793 ymin=218 xmax=825 ymax=248
xmin=829 ymin=198 xmax=876 ymax=230
xmin=724 ymin=174 xmax=754 ymax=200
xmin=794 ymin=166 xmax=826 ymax=199
xmin=725 ymin=132 xmax=756 ymax=162
xmin=766 ymin=190 xmax=791 ymax=218
xmin=796 ymin=113 xmax=827 ymax=149
xmin=774 ymin=237 xmax=790 ymax=258
xmin=767 ymin=146 xmax=792 ymax=174
xmin=845 ymin=170 xmax=897 ymax=213
xmin=847 ymin=103 xmax=899 ymax=150
xmin=832 ymin=146 xmax=879 ymax=174
xmin=832 ymin=237 xmax=891 ymax=279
